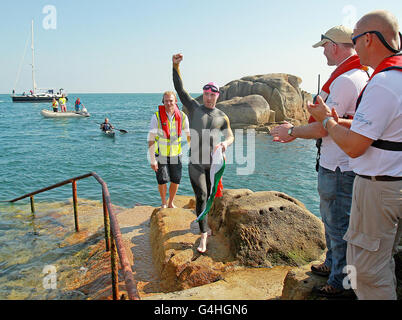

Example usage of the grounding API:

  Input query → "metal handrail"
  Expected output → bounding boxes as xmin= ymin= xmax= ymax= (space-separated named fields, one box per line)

xmin=5 ymin=172 xmax=140 ymax=300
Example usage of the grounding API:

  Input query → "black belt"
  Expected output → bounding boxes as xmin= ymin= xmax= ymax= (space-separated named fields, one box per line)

xmin=357 ymin=174 xmax=402 ymax=181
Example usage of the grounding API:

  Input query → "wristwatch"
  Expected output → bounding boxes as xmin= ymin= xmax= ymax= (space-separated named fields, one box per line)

xmin=288 ymin=126 xmax=294 ymax=137
xmin=322 ymin=117 xmax=334 ymax=130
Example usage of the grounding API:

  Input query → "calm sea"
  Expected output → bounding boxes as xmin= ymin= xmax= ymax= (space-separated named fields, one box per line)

xmin=0 ymin=93 xmax=320 ymax=299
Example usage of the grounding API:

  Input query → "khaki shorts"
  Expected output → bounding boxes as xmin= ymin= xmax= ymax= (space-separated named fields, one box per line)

xmin=344 ymin=176 xmax=402 ymax=300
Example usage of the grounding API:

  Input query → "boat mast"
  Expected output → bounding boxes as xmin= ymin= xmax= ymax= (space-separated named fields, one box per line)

xmin=31 ymin=20 xmax=37 ymax=95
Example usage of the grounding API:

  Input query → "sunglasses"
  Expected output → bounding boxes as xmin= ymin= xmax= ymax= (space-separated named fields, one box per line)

xmin=352 ymin=30 xmax=402 ymax=54
xmin=321 ymin=34 xmax=336 ymax=44
xmin=203 ymin=84 xmax=219 ymax=93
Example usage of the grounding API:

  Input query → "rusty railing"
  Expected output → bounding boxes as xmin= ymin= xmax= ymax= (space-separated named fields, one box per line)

xmin=5 ymin=172 xmax=139 ymax=300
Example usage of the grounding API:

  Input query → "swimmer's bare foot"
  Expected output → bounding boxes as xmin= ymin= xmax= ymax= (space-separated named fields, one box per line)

xmin=168 ymin=202 xmax=176 ymax=208
xmin=197 ymin=247 xmax=207 ymax=254
xmin=197 ymin=232 xmax=208 ymax=253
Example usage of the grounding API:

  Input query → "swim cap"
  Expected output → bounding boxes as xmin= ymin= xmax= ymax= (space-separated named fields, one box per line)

xmin=203 ymin=82 xmax=220 ymax=95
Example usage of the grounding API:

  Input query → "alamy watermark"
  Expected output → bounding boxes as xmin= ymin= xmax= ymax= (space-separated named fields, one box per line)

xmin=148 ymin=128 xmax=256 ymax=176
xmin=42 ymin=265 xmax=57 ymax=290
xmin=42 ymin=5 xmax=57 ymax=30
xmin=42 ymin=265 xmax=88 ymax=290
xmin=342 ymin=5 xmax=358 ymax=29
xmin=343 ymin=265 xmax=357 ymax=290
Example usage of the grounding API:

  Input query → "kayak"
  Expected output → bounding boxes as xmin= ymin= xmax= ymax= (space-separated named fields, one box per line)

xmin=102 ymin=129 xmax=115 ymax=138
xmin=41 ymin=109 xmax=90 ymax=118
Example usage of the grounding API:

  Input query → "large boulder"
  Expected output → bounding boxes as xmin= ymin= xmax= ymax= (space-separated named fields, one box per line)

xmin=208 ymin=189 xmax=326 ymax=267
xmin=215 ymin=95 xmax=270 ymax=129
xmin=195 ymin=74 xmax=313 ymax=126
xmin=149 ymin=190 xmax=326 ymax=292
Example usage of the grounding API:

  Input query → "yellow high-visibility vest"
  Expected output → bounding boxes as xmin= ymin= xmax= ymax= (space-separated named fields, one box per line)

xmin=155 ymin=111 xmax=186 ymax=157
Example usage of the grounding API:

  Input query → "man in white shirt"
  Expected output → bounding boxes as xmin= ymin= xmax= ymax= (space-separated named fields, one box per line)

xmin=271 ymin=25 xmax=369 ymax=298
xmin=308 ymin=10 xmax=402 ymax=300
xmin=148 ymin=91 xmax=190 ymax=209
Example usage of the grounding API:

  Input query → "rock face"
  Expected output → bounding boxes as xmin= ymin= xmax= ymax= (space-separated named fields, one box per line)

xmin=149 ymin=190 xmax=325 ymax=292
xmin=208 ymin=189 xmax=326 ymax=267
xmin=195 ymin=74 xmax=313 ymax=127
xmin=215 ymin=95 xmax=271 ymax=129
xmin=280 ymin=259 xmax=328 ymax=300
xmin=149 ymin=203 xmax=237 ymax=293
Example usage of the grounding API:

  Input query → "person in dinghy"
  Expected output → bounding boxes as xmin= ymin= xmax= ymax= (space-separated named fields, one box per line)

xmin=51 ymin=98 xmax=59 ymax=112
xmin=74 ymin=98 xmax=86 ymax=112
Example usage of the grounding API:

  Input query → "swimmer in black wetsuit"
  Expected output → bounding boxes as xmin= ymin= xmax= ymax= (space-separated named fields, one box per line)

xmin=172 ymin=53 xmax=234 ymax=253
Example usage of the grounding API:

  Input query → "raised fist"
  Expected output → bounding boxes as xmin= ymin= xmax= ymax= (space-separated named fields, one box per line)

xmin=172 ymin=53 xmax=183 ymax=65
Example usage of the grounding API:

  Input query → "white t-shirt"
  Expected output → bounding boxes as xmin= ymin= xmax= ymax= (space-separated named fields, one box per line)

xmin=319 ymin=68 xmax=369 ymax=172
xmin=148 ymin=110 xmax=190 ymax=147
xmin=349 ymin=70 xmax=402 ymax=177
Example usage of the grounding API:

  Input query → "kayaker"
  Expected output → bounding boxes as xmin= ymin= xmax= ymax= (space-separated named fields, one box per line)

xmin=172 ymin=53 xmax=234 ymax=253
xmin=74 ymin=98 xmax=85 ymax=112
xmin=51 ymin=98 xmax=59 ymax=112
xmin=59 ymin=94 xmax=67 ymax=112
xmin=148 ymin=91 xmax=190 ymax=210
xmin=100 ymin=118 xmax=114 ymax=132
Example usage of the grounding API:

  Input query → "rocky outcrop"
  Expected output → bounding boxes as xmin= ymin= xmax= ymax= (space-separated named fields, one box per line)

xmin=208 ymin=189 xmax=326 ymax=267
xmin=149 ymin=206 xmax=238 ymax=292
xmin=215 ymin=95 xmax=271 ymax=129
xmin=280 ymin=259 xmax=328 ymax=300
xmin=195 ymin=74 xmax=313 ymax=128
xmin=149 ymin=190 xmax=326 ymax=292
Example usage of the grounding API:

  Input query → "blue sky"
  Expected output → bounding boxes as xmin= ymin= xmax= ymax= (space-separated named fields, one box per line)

xmin=1 ymin=0 xmax=401 ymax=94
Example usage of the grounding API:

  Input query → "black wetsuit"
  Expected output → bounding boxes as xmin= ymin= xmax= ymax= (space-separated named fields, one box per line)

xmin=173 ymin=64 xmax=233 ymax=232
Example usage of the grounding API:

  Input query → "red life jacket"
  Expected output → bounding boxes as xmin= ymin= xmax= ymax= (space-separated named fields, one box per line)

xmin=355 ymin=53 xmax=402 ymax=152
xmin=158 ymin=105 xmax=182 ymax=139
xmin=309 ymin=55 xmax=368 ymax=123
xmin=356 ymin=53 xmax=402 ymax=110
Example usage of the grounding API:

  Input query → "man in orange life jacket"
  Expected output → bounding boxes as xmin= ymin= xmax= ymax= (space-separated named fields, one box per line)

xmin=148 ymin=91 xmax=190 ymax=209
xmin=308 ymin=10 xmax=402 ymax=300
xmin=271 ymin=25 xmax=369 ymax=298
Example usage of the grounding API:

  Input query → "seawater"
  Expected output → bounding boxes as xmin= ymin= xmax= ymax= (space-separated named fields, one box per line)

xmin=0 ymin=93 xmax=320 ymax=299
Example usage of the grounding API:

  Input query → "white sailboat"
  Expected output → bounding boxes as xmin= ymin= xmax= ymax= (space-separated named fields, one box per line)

xmin=11 ymin=20 xmax=68 ymax=103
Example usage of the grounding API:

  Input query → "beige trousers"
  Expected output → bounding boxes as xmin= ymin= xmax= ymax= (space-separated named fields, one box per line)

xmin=343 ymin=176 xmax=402 ymax=300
